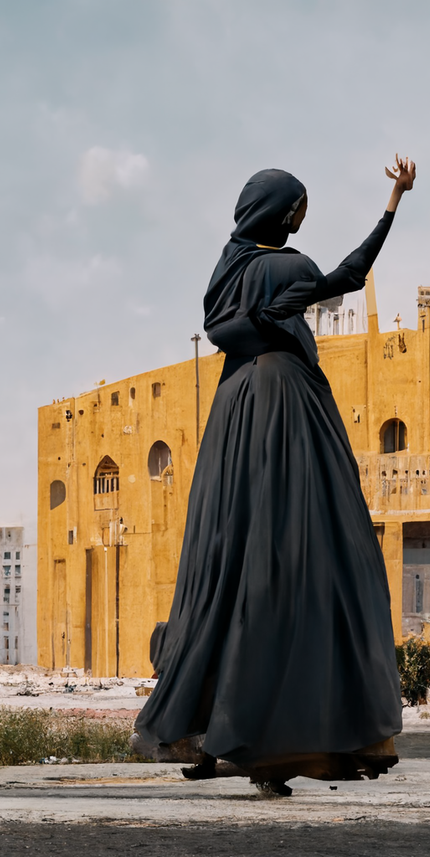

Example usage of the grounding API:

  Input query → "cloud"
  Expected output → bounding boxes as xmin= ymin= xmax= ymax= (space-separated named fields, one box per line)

xmin=127 ymin=302 xmax=152 ymax=318
xmin=78 ymin=146 xmax=149 ymax=205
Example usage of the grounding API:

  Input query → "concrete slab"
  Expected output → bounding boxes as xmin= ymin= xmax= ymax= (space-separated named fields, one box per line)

xmin=1 ymin=759 xmax=430 ymax=825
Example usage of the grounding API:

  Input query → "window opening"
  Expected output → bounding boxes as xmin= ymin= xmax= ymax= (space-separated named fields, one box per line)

xmin=15 ymin=552 xmax=20 ymax=561
xmin=14 ymin=566 xmax=21 ymax=576
xmin=416 ymin=574 xmax=424 ymax=613
xmin=3 ymin=567 xmax=11 ymax=578
xmin=148 ymin=441 xmax=172 ymax=480
xmin=130 ymin=387 xmax=136 ymax=400
xmin=111 ymin=392 xmax=119 ymax=406
xmin=4 ymin=637 xmax=9 ymax=650
xmin=15 ymin=636 xmax=18 ymax=650
xmin=152 ymin=382 xmax=161 ymax=398
xmin=4 ymin=552 xmax=10 ymax=560
xmin=15 ymin=587 xmax=21 ymax=599
xmin=50 ymin=480 xmax=66 ymax=510
xmin=380 ymin=419 xmax=407 ymax=453
xmin=68 ymin=531 xmax=74 ymax=545
xmin=65 ymin=410 xmax=72 ymax=421
xmin=94 ymin=456 xmax=120 ymax=494
xmin=4 ymin=588 xmax=10 ymax=604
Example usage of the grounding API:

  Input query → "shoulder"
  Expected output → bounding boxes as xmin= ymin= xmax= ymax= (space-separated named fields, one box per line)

xmin=245 ymin=250 xmax=323 ymax=282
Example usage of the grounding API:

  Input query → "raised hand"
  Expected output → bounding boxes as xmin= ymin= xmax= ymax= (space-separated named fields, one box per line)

xmin=385 ymin=154 xmax=416 ymax=192
xmin=385 ymin=154 xmax=416 ymax=213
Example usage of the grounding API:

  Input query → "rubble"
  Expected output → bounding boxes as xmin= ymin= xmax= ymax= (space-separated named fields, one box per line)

xmin=0 ymin=665 xmax=155 ymax=711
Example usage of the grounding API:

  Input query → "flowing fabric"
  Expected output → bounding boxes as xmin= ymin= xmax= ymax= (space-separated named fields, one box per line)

xmin=135 ymin=169 xmax=402 ymax=766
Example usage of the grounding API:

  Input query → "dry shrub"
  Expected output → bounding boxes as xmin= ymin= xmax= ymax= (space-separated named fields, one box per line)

xmin=396 ymin=638 xmax=430 ymax=706
xmin=0 ymin=707 xmax=142 ymax=765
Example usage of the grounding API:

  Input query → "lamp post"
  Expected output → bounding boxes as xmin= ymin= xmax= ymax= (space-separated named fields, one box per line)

xmin=191 ymin=334 xmax=201 ymax=449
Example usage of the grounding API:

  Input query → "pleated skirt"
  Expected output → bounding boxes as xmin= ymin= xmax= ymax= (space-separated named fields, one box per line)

xmin=135 ymin=351 xmax=402 ymax=766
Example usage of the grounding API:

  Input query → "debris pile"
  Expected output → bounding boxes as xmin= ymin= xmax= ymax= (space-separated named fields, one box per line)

xmin=0 ymin=665 xmax=156 ymax=711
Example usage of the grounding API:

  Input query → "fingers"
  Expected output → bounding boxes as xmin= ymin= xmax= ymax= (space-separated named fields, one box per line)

xmin=393 ymin=154 xmax=416 ymax=173
xmin=387 ymin=155 xmax=416 ymax=184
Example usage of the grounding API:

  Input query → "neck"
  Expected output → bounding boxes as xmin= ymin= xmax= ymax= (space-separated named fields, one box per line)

xmin=256 ymin=243 xmax=281 ymax=250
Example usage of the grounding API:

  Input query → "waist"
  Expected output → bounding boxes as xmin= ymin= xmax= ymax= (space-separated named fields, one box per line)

xmin=226 ymin=333 xmax=310 ymax=363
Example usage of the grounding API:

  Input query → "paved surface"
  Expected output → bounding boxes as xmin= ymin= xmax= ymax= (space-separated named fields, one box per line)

xmin=0 ymin=753 xmax=430 ymax=826
xmin=1 ymin=820 xmax=430 ymax=856
xmin=0 ymin=735 xmax=429 ymax=854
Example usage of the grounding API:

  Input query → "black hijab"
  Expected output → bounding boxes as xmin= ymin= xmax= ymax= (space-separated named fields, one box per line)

xmin=204 ymin=169 xmax=306 ymax=332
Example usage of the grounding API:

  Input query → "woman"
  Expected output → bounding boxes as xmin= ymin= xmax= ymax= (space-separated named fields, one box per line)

xmin=136 ymin=156 xmax=415 ymax=791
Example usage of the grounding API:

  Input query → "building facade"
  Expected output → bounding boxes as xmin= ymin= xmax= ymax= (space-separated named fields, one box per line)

xmin=1 ymin=527 xmax=37 ymax=665
xmin=38 ymin=283 xmax=430 ymax=676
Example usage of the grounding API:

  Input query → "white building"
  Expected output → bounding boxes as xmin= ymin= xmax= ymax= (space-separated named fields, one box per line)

xmin=304 ymin=295 xmax=368 ymax=338
xmin=1 ymin=526 xmax=37 ymax=665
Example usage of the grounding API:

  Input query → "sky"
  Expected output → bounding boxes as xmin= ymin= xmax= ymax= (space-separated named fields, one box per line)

xmin=0 ymin=0 xmax=429 ymax=536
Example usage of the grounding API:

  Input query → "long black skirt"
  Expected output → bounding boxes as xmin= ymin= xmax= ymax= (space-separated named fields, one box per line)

xmin=135 ymin=351 xmax=402 ymax=766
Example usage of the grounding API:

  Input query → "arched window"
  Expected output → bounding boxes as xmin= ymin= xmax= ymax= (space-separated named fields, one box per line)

xmin=148 ymin=441 xmax=172 ymax=481
xmin=380 ymin=419 xmax=407 ymax=454
xmin=50 ymin=480 xmax=66 ymax=510
xmin=94 ymin=456 xmax=119 ymax=494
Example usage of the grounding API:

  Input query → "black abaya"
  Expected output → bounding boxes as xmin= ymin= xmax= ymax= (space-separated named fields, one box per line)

xmin=135 ymin=169 xmax=402 ymax=769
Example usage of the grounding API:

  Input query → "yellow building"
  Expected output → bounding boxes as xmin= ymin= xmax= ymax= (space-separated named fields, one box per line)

xmin=38 ymin=284 xmax=430 ymax=675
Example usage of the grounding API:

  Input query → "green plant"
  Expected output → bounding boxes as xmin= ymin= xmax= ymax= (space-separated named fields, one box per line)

xmin=396 ymin=638 xmax=430 ymax=706
xmin=0 ymin=708 xmax=143 ymax=766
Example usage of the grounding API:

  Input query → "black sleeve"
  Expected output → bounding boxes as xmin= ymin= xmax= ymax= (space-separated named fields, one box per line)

xmin=313 ymin=210 xmax=395 ymax=303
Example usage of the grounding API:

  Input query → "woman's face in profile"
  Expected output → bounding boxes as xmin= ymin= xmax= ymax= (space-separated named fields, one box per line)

xmin=289 ymin=195 xmax=308 ymax=234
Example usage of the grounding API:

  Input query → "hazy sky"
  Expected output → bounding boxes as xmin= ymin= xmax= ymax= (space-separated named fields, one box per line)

xmin=1 ymin=0 xmax=429 ymax=535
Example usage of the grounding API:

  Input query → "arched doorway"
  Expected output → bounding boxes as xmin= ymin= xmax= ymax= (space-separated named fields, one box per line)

xmin=380 ymin=419 xmax=407 ymax=454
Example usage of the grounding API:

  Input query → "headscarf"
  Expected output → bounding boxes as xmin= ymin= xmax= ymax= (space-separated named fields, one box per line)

xmin=204 ymin=169 xmax=306 ymax=332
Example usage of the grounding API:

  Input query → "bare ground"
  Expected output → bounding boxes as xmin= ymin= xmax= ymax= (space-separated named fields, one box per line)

xmin=1 ymin=820 xmax=430 ymax=856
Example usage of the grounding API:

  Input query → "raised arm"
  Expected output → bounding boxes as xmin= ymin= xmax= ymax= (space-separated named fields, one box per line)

xmin=386 ymin=154 xmax=416 ymax=212
xmin=314 ymin=155 xmax=416 ymax=302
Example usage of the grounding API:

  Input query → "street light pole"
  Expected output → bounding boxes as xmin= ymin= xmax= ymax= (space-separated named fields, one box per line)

xmin=191 ymin=334 xmax=201 ymax=449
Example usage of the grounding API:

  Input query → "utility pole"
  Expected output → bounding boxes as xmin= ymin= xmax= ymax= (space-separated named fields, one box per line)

xmin=191 ymin=334 xmax=201 ymax=449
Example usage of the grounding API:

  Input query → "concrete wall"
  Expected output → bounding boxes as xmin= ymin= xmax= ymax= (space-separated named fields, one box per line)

xmin=21 ymin=543 xmax=37 ymax=664
xmin=38 ymin=354 xmax=224 ymax=676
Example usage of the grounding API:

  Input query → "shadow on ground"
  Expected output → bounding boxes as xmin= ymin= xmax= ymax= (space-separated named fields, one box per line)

xmin=1 ymin=820 xmax=430 ymax=856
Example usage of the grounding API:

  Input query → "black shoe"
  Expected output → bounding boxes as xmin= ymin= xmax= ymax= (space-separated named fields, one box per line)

xmin=255 ymin=780 xmax=293 ymax=797
xmin=181 ymin=762 xmax=216 ymax=780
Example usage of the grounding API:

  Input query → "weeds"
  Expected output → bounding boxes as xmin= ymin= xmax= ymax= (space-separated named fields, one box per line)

xmin=396 ymin=638 xmax=430 ymax=706
xmin=0 ymin=708 xmax=142 ymax=765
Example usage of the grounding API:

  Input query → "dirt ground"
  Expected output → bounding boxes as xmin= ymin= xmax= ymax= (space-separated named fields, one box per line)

xmin=1 ymin=820 xmax=429 ymax=856
xmin=0 ymin=732 xmax=428 ymax=854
